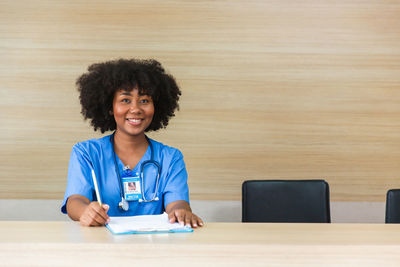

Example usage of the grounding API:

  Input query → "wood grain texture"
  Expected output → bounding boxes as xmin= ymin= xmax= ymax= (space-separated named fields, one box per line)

xmin=2 ymin=222 xmax=400 ymax=266
xmin=0 ymin=0 xmax=399 ymax=201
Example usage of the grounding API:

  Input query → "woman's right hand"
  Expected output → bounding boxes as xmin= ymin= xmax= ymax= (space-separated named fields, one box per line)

xmin=79 ymin=202 xmax=110 ymax=226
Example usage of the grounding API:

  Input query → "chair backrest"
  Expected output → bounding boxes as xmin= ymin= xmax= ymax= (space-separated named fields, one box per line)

xmin=385 ymin=189 xmax=400 ymax=223
xmin=242 ymin=179 xmax=331 ymax=223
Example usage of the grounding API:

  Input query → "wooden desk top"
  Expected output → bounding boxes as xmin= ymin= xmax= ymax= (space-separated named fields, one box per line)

xmin=1 ymin=222 xmax=400 ymax=266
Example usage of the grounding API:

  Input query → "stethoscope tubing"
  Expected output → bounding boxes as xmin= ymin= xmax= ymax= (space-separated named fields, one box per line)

xmin=110 ymin=132 xmax=161 ymax=211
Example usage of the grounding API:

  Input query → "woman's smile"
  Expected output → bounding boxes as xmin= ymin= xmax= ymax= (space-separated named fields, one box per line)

xmin=112 ymin=88 xmax=155 ymax=137
xmin=126 ymin=118 xmax=144 ymax=126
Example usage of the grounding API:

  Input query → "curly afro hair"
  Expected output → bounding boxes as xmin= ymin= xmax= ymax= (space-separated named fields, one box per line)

xmin=76 ymin=58 xmax=181 ymax=133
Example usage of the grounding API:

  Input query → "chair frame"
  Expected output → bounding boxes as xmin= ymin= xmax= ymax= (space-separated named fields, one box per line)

xmin=242 ymin=179 xmax=331 ymax=223
xmin=385 ymin=189 xmax=400 ymax=223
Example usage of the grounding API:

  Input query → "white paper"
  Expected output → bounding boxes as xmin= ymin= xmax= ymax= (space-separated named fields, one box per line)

xmin=106 ymin=212 xmax=191 ymax=234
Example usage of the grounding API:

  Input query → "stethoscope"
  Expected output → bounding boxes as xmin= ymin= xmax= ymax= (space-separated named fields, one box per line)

xmin=111 ymin=133 xmax=161 ymax=211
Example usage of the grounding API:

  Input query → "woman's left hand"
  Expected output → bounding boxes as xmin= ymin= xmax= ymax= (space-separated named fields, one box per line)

xmin=166 ymin=200 xmax=204 ymax=228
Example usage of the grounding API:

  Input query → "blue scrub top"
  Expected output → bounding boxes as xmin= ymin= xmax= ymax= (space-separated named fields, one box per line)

xmin=61 ymin=134 xmax=189 ymax=216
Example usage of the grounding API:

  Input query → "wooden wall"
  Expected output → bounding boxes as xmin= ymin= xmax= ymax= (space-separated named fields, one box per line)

xmin=1 ymin=0 xmax=399 ymax=201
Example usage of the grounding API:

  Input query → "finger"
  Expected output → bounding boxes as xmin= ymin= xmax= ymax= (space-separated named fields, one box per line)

xmin=92 ymin=210 xmax=108 ymax=225
xmin=191 ymin=215 xmax=198 ymax=228
xmin=197 ymin=216 xmax=204 ymax=227
xmin=89 ymin=212 xmax=107 ymax=226
xmin=79 ymin=203 xmax=106 ymax=226
xmin=80 ymin=214 xmax=101 ymax=227
xmin=91 ymin=203 xmax=109 ymax=221
xmin=88 ymin=206 xmax=108 ymax=225
xmin=89 ymin=219 xmax=102 ymax=227
xmin=103 ymin=204 xmax=110 ymax=223
xmin=175 ymin=210 xmax=185 ymax=225
xmin=102 ymin=204 xmax=110 ymax=212
xmin=185 ymin=213 xmax=192 ymax=227
xmin=168 ymin=211 xmax=177 ymax=223
xmin=101 ymin=204 xmax=110 ymax=222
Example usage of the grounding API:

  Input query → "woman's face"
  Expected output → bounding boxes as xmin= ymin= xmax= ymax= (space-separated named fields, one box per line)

xmin=112 ymin=88 xmax=154 ymax=138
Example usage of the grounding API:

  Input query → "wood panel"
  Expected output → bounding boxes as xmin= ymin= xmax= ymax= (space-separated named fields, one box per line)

xmin=0 ymin=0 xmax=399 ymax=201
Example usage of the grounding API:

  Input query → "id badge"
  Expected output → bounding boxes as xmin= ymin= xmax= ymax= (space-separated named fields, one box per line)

xmin=122 ymin=175 xmax=142 ymax=201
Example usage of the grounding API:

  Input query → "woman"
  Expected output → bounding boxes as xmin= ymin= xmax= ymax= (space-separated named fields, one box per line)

xmin=61 ymin=58 xmax=203 ymax=228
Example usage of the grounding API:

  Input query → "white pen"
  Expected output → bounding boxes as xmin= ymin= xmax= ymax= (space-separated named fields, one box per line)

xmin=91 ymin=169 xmax=102 ymax=206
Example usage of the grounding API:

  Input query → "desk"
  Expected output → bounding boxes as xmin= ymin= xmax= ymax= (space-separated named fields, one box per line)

xmin=1 ymin=222 xmax=400 ymax=266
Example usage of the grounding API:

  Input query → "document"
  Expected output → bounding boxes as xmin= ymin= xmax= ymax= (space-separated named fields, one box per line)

xmin=106 ymin=212 xmax=193 ymax=235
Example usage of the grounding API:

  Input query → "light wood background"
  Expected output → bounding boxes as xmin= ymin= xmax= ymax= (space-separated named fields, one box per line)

xmin=0 ymin=0 xmax=399 ymax=201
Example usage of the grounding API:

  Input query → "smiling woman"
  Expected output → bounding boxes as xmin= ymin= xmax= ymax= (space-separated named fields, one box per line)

xmin=112 ymin=89 xmax=155 ymax=138
xmin=61 ymin=58 xmax=203 ymax=228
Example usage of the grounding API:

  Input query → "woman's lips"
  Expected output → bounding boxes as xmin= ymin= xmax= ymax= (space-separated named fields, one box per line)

xmin=126 ymin=118 xmax=142 ymax=126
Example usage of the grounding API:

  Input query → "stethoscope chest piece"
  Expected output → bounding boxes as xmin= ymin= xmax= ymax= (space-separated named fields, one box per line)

xmin=119 ymin=197 xmax=129 ymax=211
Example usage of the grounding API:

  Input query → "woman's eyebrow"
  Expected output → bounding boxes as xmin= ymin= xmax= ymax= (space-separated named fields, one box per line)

xmin=119 ymin=91 xmax=132 ymax=96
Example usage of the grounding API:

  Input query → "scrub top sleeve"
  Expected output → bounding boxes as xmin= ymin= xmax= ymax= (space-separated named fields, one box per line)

xmin=163 ymin=150 xmax=190 ymax=209
xmin=61 ymin=144 xmax=95 ymax=214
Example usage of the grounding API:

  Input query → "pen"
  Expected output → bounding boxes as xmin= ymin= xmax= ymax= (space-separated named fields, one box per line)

xmin=91 ymin=169 xmax=102 ymax=206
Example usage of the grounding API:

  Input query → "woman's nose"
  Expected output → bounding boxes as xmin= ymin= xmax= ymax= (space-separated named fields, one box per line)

xmin=129 ymin=102 xmax=141 ymax=113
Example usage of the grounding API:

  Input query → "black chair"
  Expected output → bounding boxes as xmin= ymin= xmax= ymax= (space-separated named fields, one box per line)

xmin=385 ymin=189 xmax=400 ymax=223
xmin=242 ymin=179 xmax=331 ymax=223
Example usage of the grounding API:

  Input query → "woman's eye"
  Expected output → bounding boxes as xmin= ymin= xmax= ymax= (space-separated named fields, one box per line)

xmin=121 ymin=98 xmax=130 ymax=103
xmin=139 ymin=97 xmax=152 ymax=104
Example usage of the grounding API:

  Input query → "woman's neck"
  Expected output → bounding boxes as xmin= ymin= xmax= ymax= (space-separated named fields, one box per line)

xmin=113 ymin=131 xmax=148 ymax=155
